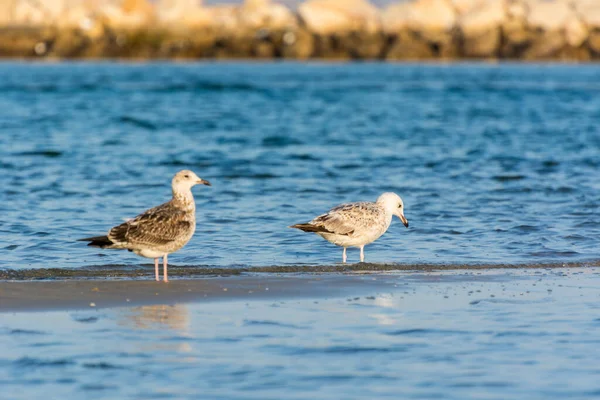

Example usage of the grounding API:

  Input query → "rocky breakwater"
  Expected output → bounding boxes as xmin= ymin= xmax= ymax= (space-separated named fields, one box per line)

xmin=0 ymin=0 xmax=599 ymax=60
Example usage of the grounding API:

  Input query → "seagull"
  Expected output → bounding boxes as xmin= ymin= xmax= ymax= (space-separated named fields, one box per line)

xmin=290 ymin=192 xmax=409 ymax=263
xmin=78 ymin=170 xmax=211 ymax=282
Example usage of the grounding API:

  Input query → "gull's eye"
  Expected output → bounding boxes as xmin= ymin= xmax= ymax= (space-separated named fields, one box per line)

xmin=184 ymin=174 xmax=190 ymax=178
xmin=398 ymin=204 xmax=402 ymax=208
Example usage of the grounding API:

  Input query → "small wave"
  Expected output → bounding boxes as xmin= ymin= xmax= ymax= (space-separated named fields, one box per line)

xmin=118 ymin=116 xmax=157 ymax=131
xmin=262 ymin=135 xmax=303 ymax=147
xmin=145 ymin=81 xmax=271 ymax=95
xmin=386 ymin=328 xmax=472 ymax=336
xmin=243 ymin=320 xmax=305 ymax=329
xmin=530 ymin=250 xmax=579 ymax=257
xmin=15 ymin=150 xmax=63 ymax=158
xmin=82 ymin=362 xmax=124 ymax=370
xmin=492 ymin=175 xmax=526 ymax=182
xmin=0 ymin=84 xmax=60 ymax=93
xmin=14 ymin=357 xmax=74 ymax=368
xmin=267 ymin=344 xmax=412 ymax=356
xmin=72 ymin=316 xmax=99 ymax=324
xmin=9 ymin=329 xmax=46 ymax=335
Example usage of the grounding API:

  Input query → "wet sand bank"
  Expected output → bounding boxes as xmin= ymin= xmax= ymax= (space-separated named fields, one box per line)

xmin=0 ymin=274 xmax=394 ymax=312
xmin=2 ymin=260 xmax=599 ymax=281
xmin=1 ymin=261 xmax=599 ymax=312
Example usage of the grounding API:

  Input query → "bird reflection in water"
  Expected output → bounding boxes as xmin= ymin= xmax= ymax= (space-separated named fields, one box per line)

xmin=120 ymin=304 xmax=190 ymax=331
xmin=117 ymin=304 xmax=195 ymax=356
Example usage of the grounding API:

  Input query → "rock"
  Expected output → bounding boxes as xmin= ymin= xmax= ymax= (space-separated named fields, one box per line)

xmin=589 ymin=31 xmax=600 ymax=54
xmin=502 ymin=18 xmax=533 ymax=46
xmin=0 ymin=0 xmax=17 ymax=24
xmin=156 ymin=0 xmax=212 ymax=29
xmin=51 ymin=28 xmax=90 ymax=57
xmin=280 ymin=27 xmax=314 ymax=59
xmin=382 ymin=0 xmax=458 ymax=55
xmin=527 ymin=1 xmax=571 ymax=31
xmin=578 ymin=4 xmax=600 ymax=29
xmin=463 ymin=27 xmax=501 ymax=57
xmin=460 ymin=0 xmax=506 ymax=37
xmin=558 ymin=45 xmax=590 ymax=61
xmin=205 ymin=5 xmax=239 ymax=32
xmin=459 ymin=0 xmax=506 ymax=57
xmin=404 ymin=0 xmax=457 ymax=32
xmin=239 ymin=0 xmax=297 ymax=30
xmin=523 ymin=30 xmax=565 ymax=59
xmin=381 ymin=3 xmax=413 ymax=34
xmin=0 ymin=26 xmax=53 ymax=56
xmin=12 ymin=0 xmax=47 ymax=25
xmin=298 ymin=0 xmax=380 ymax=35
xmin=507 ymin=0 xmax=528 ymax=20
xmin=451 ymin=0 xmax=486 ymax=15
xmin=565 ymin=14 xmax=588 ymax=47
xmin=385 ymin=32 xmax=435 ymax=60
xmin=100 ymin=0 xmax=155 ymax=29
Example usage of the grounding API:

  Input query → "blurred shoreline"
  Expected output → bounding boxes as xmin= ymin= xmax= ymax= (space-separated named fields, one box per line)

xmin=1 ymin=0 xmax=599 ymax=61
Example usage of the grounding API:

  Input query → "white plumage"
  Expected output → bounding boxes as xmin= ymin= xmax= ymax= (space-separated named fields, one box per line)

xmin=290 ymin=192 xmax=409 ymax=263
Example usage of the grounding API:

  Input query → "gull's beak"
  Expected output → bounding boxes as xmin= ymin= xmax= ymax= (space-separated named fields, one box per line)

xmin=197 ymin=179 xmax=211 ymax=186
xmin=399 ymin=214 xmax=409 ymax=228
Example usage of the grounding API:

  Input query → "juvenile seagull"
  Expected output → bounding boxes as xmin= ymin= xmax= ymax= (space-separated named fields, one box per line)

xmin=78 ymin=170 xmax=211 ymax=282
xmin=290 ymin=192 xmax=409 ymax=263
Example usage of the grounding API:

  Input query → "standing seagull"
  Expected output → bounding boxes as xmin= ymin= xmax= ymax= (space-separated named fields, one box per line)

xmin=290 ymin=192 xmax=409 ymax=263
xmin=78 ymin=170 xmax=211 ymax=282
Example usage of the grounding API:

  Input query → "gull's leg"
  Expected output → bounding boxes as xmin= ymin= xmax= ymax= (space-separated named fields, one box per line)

xmin=360 ymin=246 xmax=365 ymax=263
xmin=342 ymin=247 xmax=347 ymax=264
xmin=154 ymin=258 xmax=159 ymax=282
xmin=163 ymin=254 xmax=169 ymax=283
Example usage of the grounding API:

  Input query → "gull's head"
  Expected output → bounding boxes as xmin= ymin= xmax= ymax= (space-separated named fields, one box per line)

xmin=377 ymin=192 xmax=409 ymax=228
xmin=172 ymin=170 xmax=211 ymax=191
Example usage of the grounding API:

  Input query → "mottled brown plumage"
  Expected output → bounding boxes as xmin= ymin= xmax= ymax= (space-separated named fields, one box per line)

xmin=79 ymin=170 xmax=211 ymax=282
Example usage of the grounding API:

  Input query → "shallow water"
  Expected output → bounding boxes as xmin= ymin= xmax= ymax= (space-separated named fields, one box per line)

xmin=2 ymin=269 xmax=600 ymax=399
xmin=1 ymin=62 xmax=599 ymax=270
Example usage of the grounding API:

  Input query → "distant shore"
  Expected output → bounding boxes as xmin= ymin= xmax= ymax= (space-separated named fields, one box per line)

xmin=1 ymin=0 xmax=600 ymax=61
xmin=1 ymin=25 xmax=599 ymax=62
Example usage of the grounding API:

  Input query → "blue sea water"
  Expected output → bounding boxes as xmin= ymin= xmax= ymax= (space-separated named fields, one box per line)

xmin=1 ymin=269 xmax=600 ymax=400
xmin=0 ymin=62 xmax=599 ymax=269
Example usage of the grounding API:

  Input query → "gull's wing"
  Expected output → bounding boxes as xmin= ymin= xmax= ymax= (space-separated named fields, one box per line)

xmin=108 ymin=202 xmax=192 ymax=248
xmin=303 ymin=202 xmax=381 ymax=236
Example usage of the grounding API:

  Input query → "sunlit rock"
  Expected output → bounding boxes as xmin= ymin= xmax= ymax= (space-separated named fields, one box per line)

xmin=527 ymin=0 xmax=571 ymax=31
xmin=577 ymin=3 xmax=600 ymax=29
xmin=564 ymin=14 xmax=588 ymax=48
xmin=460 ymin=0 xmax=506 ymax=57
xmin=100 ymin=0 xmax=155 ymax=29
xmin=298 ymin=0 xmax=381 ymax=35
xmin=156 ymin=0 xmax=212 ymax=29
xmin=383 ymin=0 xmax=458 ymax=58
xmin=239 ymin=0 xmax=297 ymax=30
xmin=507 ymin=0 xmax=528 ymax=20
xmin=451 ymin=0 xmax=486 ymax=15
xmin=404 ymin=0 xmax=457 ymax=32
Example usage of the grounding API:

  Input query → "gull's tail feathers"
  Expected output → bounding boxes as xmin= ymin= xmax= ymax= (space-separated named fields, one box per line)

xmin=289 ymin=223 xmax=331 ymax=234
xmin=77 ymin=235 xmax=115 ymax=248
